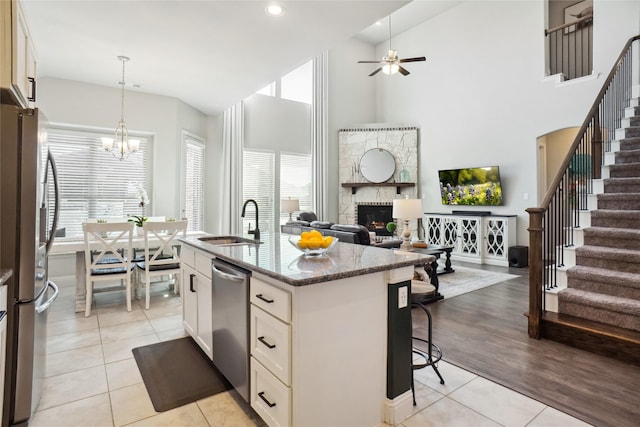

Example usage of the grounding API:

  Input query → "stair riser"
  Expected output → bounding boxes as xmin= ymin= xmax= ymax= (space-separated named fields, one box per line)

xmin=604 ymin=182 xmax=640 ymax=193
xmin=623 ymin=127 xmax=640 ymax=138
xmin=625 ymin=116 xmax=640 ymax=127
xmin=597 ymin=198 xmax=640 ymax=210
xmin=575 ymin=255 xmax=640 ymax=274
xmin=566 ymin=279 xmax=640 ymax=300
xmin=558 ymin=301 xmax=640 ymax=332
xmin=620 ymin=138 xmax=640 ymax=151
xmin=590 ymin=216 xmax=640 ymax=228
xmin=583 ymin=235 xmax=640 ymax=250
xmin=609 ymin=164 xmax=640 ymax=178
xmin=615 ymin=150 xmax=640 ymax=163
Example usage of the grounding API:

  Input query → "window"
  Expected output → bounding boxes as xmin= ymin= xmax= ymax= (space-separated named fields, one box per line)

xmin=46 ymin=128 xmax=150 ymax=238
xmin=280 ymin=153 xmax=312 ymax=224
xmin=182 ymin=133 xmax=205 ymax=232
xmin=242 ymin=150 xmax=275 ymax=234
xmin=281 ymin=61 xmax=312 ymax=104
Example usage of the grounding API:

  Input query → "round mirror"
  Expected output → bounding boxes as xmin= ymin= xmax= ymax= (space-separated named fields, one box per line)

xmin=359 ymin=148 xmax=396 ymax=183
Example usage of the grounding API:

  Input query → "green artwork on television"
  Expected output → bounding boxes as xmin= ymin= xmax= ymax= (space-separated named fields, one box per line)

xmin=439 ymin=166 xmax=503 ymax=206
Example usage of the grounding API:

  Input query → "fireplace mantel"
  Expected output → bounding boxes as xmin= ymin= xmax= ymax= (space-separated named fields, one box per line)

xmin=341 ymin=182 xmax=415 ymax=195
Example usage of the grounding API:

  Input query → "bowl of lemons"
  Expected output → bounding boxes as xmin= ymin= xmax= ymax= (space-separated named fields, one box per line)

xmin=288 ymin=229 xmax=338 ymax=256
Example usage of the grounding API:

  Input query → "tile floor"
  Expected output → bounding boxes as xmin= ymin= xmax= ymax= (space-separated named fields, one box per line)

xmin=30 ymin=275 xmax=593 ymax=427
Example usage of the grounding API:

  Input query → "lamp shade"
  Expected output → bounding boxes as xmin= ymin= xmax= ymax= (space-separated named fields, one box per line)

xmin=281 ymin=198 xmax=300 ymax=213
xmin=392 ymin=198 xmax=422 ymax=219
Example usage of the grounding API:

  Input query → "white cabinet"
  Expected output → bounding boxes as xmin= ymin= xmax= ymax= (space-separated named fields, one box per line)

xmin=249 ymin=270 xmax=390 ymax=427
xmin=425 ymin=213 xmax=517 ymax=266
xmin=180 ymin=245 xmax=212 ymax=359
xmin=1 ymin=0 xmax=38 ymax=107
xmin=250 ymin=277 xmax=292 ymax=427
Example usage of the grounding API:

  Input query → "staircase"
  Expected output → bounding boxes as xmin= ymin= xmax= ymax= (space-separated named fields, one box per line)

xmin=543 ymin=102 xmax=640 ymax=365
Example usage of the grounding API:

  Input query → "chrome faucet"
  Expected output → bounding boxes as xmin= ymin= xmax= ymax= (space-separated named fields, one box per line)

xmin=241 ymin=199 xmax=260 ymax=240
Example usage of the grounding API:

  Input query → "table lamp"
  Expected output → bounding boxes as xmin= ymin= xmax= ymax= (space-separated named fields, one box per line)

xmin=281 ymin=198 xmax=300 ymax=221
xmin=392 ymin=197 xmax=423 ymax=251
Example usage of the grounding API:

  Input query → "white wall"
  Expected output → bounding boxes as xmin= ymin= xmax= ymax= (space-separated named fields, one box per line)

xmin=37 ymin=77 xmax=208 ymax=222
xmin=326 ymin=38 xmax=379 ymax=222
xmin=361 ymin=0 xmax=640 ymax=246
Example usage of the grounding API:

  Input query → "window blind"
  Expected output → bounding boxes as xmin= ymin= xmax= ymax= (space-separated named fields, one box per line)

xmin=242 ymin=150 xmax=275 ymax=234
xmin=46 ymin=128 xmax=150 ymax=238
xmin=184 ymin=138 xmax=205 ymax=232
xmin=280 ymin=153 xmax=312 ymax=223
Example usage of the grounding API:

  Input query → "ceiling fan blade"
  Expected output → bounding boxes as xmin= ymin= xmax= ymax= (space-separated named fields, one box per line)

xmin=399 ymin=56 xmax=426 ymax=63
xmin=398 ymin=66 xmax=410 ymax=76
xmin=369 ymin=67 xmax=383 ymax=77
xmin=358 ymin=60 xmax=383 ymax=64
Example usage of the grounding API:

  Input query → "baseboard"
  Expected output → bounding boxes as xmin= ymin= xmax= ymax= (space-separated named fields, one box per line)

xmin=383 ymin=390 xmax=414 ymax=425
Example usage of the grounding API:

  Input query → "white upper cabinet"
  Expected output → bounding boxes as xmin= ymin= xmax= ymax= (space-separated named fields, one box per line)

xmin=1 ymin=0 xmax=37 ymax=107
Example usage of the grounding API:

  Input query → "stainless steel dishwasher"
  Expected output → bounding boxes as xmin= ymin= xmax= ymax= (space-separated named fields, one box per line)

xmin=211 ymin=257 xmax=251 ymax=402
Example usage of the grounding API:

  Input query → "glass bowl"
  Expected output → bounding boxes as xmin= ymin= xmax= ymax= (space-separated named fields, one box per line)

xmin=288 ymin=236 xmax=338 ymax=256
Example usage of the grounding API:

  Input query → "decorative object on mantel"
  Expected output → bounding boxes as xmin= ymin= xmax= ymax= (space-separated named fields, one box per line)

xmin=357 ymin=14 xmax=426 ymax=76
xmin=392 ymin=197 xmax=423 ymax=252
xmin=359 ymin=148 xmax=395 ymax=183
xmin=101 ymin=55 xmax=140 ymax=161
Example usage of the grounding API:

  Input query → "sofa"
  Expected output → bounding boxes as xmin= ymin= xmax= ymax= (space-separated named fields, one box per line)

xmin=281 ymin=212 xmax=401 ymax=248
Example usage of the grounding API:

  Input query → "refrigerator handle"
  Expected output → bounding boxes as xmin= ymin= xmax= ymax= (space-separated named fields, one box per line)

xmin=36 ymin=281 xmax=59 ymax=314
xmin=45 ymin=149 xmax=60 ymax=254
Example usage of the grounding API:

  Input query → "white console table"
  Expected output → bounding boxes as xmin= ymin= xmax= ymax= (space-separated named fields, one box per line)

xmin=424 ymin=213 xmax=517 ymax=267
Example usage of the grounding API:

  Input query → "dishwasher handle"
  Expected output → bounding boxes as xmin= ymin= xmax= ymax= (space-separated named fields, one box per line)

xmin=212 ymin=261 xmax=246 ymax=282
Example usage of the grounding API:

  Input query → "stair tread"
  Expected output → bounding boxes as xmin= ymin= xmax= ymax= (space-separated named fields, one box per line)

xmin=577 ymin=245 xmax=640 ymax=257
xmin=560 ymin=288 xmax=640 ymax=314
xmin=585 ymin=226 xmax=640 ymax=238
xmin=567 ymin=265 xmax=640 ymax=287
xmin=591 ymin=209 xmax=640 ymax=217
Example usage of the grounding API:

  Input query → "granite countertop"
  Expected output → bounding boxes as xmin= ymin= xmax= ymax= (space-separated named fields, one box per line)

xmin=180 ymin=232 xmax=433 ymax=286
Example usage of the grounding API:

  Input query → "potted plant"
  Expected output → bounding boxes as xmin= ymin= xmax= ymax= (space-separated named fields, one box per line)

xmin=128 ymin=215 xmax=148 ymax=236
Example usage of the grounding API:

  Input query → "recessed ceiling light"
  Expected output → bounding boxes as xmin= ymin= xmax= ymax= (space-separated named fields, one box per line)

xmin=265 ymin=4 xmax=285 ymax=16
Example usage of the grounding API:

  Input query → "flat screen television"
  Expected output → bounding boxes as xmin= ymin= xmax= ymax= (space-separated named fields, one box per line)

xmin=439 ymin=166 xmax=503 ymax=206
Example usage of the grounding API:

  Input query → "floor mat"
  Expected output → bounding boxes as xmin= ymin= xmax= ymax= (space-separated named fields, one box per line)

xmin=132 ymin=336 xmax=232 ymax=412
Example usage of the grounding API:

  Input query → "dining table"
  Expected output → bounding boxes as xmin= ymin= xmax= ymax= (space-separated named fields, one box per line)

xmin=49 ymin=230 xmax=207 ymax=313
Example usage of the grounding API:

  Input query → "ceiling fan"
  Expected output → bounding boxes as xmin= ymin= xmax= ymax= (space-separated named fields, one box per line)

xmin=358 ymin=15 xmax=426 ymax=76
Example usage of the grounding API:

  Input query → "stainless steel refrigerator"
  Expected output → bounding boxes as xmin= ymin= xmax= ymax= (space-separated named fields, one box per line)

xmin=1 ymin=105 xmax=60 ymax=426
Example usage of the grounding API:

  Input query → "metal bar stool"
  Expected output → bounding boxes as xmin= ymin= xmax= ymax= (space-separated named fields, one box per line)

xmin=411 ymin=298 xmax=445 ymax=405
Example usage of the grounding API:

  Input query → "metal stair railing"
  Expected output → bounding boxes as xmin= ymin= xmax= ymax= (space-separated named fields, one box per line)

xmin=527 ymin=35 xmax=640 ymax=339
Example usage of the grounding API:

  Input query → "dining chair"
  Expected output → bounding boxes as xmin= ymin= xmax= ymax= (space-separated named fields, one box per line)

xmin=135 ymin=220 xmax=188 ymax=309
xmin=82 ymin=222 xmax=135 ymax=317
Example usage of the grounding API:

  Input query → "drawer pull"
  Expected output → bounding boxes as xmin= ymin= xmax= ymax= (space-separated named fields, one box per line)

xmin=258 ymin=336 xmax=276 ymax=349
xmin=189 ymin=274 xmax=196 ymax=292
xmin=258 ymin=391 xmax=277 ymax=408
xmin=256 ymin=293 xmax=274 ymax=303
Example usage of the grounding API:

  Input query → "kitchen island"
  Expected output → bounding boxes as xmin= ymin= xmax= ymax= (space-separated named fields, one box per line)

xmin=179 ymin=232 xmax=434 ymax=427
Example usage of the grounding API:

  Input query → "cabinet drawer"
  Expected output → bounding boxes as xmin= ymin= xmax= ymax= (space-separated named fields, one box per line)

xmin=251 ymin=357 xmax=291 ymax=427
xmin=250 ymin=278 xmax=291 ymax=323
xmin=250 ymin=306 xmax=291 ymax=385
xmin=181 ymin=245 xmax=196 ymax=268
xmin=195 ymin=252 xmax=212 ymax=279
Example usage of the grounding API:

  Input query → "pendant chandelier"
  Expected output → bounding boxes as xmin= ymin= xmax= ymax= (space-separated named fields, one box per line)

xmin=102 ymin=55 xmax=140 ymax=160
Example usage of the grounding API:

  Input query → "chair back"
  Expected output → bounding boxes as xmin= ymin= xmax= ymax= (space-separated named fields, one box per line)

xmin=83 ymin=222 xmax=134 ymax=273
xmin=141 ymin=220 xmax=188 ymax=267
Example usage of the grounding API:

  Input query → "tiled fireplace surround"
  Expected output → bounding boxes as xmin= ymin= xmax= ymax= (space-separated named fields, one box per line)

xmin=338 ymin=127 xmax=419 ymax=235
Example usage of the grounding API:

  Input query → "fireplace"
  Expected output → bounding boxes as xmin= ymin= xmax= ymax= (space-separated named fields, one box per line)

xmin=357 ymin=204 xmax=393 ymax=236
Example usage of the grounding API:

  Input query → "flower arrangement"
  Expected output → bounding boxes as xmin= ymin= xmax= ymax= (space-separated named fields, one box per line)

xmin=135 ymin=183 xmax=150 ymax=212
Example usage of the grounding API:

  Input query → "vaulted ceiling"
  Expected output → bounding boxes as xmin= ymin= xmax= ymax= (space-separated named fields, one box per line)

xmin=21 ymin=0 xmax=462 ymax=115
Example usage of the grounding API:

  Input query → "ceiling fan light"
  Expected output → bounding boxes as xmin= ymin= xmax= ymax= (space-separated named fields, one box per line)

xmin=382 ymin=63 xmax=399 ymax=75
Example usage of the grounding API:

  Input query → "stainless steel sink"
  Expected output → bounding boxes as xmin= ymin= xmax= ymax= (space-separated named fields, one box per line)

xmin=197 ymin=235 xmax=261 ymax=246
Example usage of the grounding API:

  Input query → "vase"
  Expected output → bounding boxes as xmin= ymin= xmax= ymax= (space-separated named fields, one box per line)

xmin=399 ymin=169 xmax=410 ymax=183
xmin=136 ymin=226 xmax=144 ymax=237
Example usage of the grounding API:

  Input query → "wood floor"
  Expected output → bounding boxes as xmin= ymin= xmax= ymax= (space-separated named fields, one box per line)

xmin=416 ymin=263 xmax=640 ymax=427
